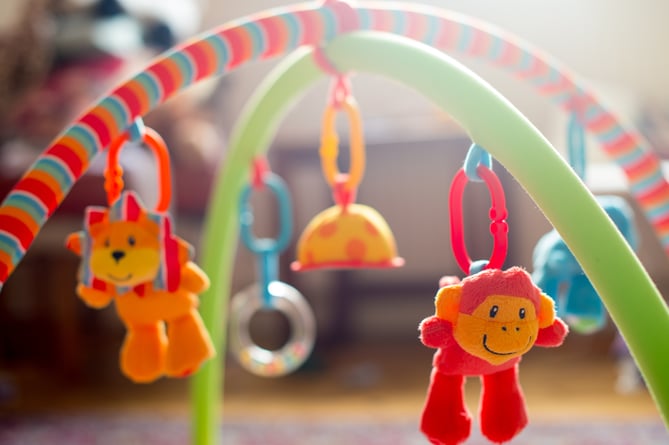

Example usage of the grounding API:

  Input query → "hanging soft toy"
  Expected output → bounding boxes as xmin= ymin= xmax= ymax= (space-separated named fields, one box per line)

xmin=420 ymin=268 xmax=568 ymax=444
xmin=532 ymin=195 xmax=638 ymax=333
xmin=65 ymin=121 xmax=215 ymax=383
xmin=419 ymin=144 xmax=568 ymax=444
xmin=532 ymin=116 xmax=639 ymax=334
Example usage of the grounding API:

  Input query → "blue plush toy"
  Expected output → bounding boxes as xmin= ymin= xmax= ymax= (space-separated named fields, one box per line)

xmin=532 ymin=195 xmax=638 ymax=334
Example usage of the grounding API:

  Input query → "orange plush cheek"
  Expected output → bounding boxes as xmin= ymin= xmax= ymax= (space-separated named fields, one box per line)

xmin=453 ymin=295 xmax=539 ymax=366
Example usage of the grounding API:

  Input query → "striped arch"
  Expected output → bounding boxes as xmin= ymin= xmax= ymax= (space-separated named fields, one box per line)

xmin=0 ymin=2 xmax=666 ymax=287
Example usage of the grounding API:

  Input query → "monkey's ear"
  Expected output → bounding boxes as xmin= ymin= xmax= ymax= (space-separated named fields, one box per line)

xmin=538 ymin=293 xmax=556 ymax=328
xmin=435 ymin=284 xmax=462 ymax=322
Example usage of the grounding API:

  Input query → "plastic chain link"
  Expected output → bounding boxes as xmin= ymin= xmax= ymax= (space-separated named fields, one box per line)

xmin=232 ymin=165 xmax=316 ymax=377
xmin=450 ymin=147 xmax=508 ymax=275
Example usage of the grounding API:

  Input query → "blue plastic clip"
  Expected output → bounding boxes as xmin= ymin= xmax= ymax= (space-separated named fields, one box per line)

xmin=567 ymin=114 xmax=586 ymax=181
xmin=463 ymin=143 xmax=493 ymax=182
xmin=126 ymin=117 xmax=146 ymax=143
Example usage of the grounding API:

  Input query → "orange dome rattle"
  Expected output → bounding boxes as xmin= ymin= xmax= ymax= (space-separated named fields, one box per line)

xmin=292 ymin=79 xmax=403 ymax=271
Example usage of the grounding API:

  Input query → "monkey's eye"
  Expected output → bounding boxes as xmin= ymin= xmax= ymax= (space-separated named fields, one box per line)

xmin=519 ymin=308 xmax=526 ymax=319
xmin=104 ymin=238 xmax=110 ymax=248
xmin=489 ymin=305 xmax=499 ymax=318
xmin=128 ymin=235 xmax=136 ymax=247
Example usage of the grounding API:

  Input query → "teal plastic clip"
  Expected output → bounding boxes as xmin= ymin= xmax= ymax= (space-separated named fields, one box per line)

xmin=567 ymin=113 xmax=586 ymax=180
xmin=463 ymin=143 xmax=493 ymax=182
xmin=239 ymin=170 xmax=293 ymax=307
xmin=126 ymin=117 xmax=146 ymax=142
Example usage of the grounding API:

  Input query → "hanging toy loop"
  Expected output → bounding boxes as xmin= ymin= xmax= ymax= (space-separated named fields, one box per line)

xmin=450 ymin=145 xmax=508 ymax=275
xmin=104 ymin=118 xmax=172 ymax=212
xmin=232 ymin=159 xmax=316 ymax=377
xmin=319 ymin=95 xmax=366 ymax=203
xmin=293 ymin=49 xmax=403 ymax=271
xmin=239 ymin=162 xmax=293 ymax=256
xmin=239 ymin=161 xmax=293 ymax=306
xmin=230 ymin=281 xmax=316 ymax=378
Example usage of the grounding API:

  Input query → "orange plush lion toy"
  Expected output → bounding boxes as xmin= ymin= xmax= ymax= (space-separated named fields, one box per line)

xmin=66 ymin=191 xmax=215 ymax=383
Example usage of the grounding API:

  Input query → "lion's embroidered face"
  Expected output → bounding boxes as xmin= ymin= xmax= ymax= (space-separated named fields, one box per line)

xmin=88 ymin=218 xmax=161 ymax=287
xmin=66 ymin=191 xmax=192 ymax=292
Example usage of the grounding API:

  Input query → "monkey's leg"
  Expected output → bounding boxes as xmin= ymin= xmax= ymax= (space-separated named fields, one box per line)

xmin=480 ymin=365 xmax=528 ymax=443
xmin=420 ymin=369 xmax=471 ymax=445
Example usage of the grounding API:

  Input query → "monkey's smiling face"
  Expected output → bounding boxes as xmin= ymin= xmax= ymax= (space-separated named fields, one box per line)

xmin=454 ymin=295 xmax=539 ymax=365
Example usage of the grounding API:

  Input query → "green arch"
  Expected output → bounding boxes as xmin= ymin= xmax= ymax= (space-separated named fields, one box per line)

xmin=194 ymin=31 xmax=669 ymax=444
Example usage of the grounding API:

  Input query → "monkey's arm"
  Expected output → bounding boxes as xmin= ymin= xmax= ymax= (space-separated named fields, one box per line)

xmin=535 ymin=317 xmax=569 ymax=347
xmin=419 ymin=315 xmax=455 ymax=349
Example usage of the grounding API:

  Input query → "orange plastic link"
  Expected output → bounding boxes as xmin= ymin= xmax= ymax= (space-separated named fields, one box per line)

xmin=319 ymin=96 xmax=365 ymax=193
xmin=104 ymin=126 xmax=172 ymax=212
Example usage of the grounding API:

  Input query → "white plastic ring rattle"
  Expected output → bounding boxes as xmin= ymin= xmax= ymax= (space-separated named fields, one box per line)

xmin=229 ymin=281 xmax=316 ymax=377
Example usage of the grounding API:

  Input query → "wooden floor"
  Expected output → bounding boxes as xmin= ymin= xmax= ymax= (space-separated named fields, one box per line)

xmin=1 ymin=335 xmax=663 ymax=425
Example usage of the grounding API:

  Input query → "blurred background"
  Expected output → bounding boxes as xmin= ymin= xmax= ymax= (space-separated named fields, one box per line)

xmin=0 ymin=0 xmax=667 ymax=442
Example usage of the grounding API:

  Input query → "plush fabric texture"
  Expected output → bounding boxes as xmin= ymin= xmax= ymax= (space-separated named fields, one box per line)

xmin=421 ymin=316 xmax=521 ymax=377
xmin=421 ymin=370 xmax=472 ymax=445
xmin=70 ymin=192 xmax=185 ymax=295
xmin=458 ymin=267 xmax=541 ymax=314
xmin=534 ymin=317 xmax=569 ymax=347
xmin=453 ymin=293 xmax=539 ymax=366
xmin=65 ymin=191 xmax=215 ymax=383
xmin=418 ymin=267 xmax=568 ymax=445
xmin=479 ymin=366 xmax=528 ymax=443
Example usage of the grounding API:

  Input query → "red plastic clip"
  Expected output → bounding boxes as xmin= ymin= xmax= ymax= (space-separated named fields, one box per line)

xmin=329 ymin=76 xmax=351 ymax=109
xmin=332 ymin=173 xmax=357 ymax=209
xmin=449 ymin=165 xmax=508 ymax=275
xmin=251 ymin=157 xmax=270 ymax=189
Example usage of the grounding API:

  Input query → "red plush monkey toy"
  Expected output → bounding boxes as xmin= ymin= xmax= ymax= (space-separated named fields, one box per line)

xmin=419 ymin=267 xmax=568 ymax=444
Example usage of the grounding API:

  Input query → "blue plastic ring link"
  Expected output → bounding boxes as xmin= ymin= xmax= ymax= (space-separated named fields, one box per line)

xmin=239 ymin=172 xmax=293 ymax=255
xmin=239 ymin=172 xmax=293 ymax=306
